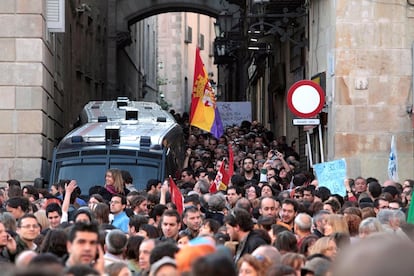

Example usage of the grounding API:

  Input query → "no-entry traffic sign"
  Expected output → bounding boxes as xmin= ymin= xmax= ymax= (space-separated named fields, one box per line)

xmin=287 ymin=80 xmax=325 ymax=118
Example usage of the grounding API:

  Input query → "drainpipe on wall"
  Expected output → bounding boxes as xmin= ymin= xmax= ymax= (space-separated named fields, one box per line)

xmin=411 ymin=41 xmax=414 ymax=117
xmin=410 ymin=41 xmax=414 ymax=128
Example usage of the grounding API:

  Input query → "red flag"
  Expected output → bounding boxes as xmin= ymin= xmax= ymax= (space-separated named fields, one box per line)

xmin=209 ymin=180 xmax=217 ymax=194
xmin=214 ymin=161 xmax=229 ymax=191
xmin=228 ymin=143 xmax=234 ymax=177
xmin=169 ymin=177 xmax=183 ymax=215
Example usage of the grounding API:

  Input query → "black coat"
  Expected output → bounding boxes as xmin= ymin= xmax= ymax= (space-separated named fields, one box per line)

xmin=98 ymin=186 xmax=130 ymax=202
xmin=205 ymin=210 xmax=224 ymax=226
xmin=234 ymin=230 xmax=268 ymax=263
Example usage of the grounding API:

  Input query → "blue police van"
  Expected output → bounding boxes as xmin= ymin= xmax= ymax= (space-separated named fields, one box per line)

xmin=49 ymin=97 xmax=185 ymax=193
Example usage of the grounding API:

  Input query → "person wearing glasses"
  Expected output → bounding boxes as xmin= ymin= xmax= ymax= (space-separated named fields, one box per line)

xmin=181 ymin=168 xmax=195 ymax=185
xmin=293 ymin=187 xmax=304 ymax=202
xmin=110 ymin=194 xmax=129 ymax=233
xmin=373 ymin=196 xmax=390 ymax=215
xmin=12 ymin=214 xmax=41 ymax=259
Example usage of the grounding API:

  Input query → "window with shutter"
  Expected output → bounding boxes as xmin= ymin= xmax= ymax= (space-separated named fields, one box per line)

xmin=184 ymin=26 xmax=192 ymax=43
xmin=47 ymin=0 xmax=65 ymax=32
xmin=198 ymin=34 xmax=205 ymax=50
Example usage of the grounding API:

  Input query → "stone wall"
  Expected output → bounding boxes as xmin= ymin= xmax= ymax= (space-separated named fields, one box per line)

xmin=308 ymin=0 xmax=413 ymax=182
xmin=0 ymin=0 xmax=109 ymax=185
xmin=158 ymin=12 xmax=217 ymax=114
xmin=117 ymin=16 xmax=158 ymax=102
xmin=0 ymin=0 xmax=51 ymax=185
xmin=334 ymin=0 xmax=414 ymax=181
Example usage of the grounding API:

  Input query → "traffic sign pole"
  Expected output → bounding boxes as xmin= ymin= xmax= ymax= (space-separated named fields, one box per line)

xmin=287 ymin=80 xmax=326 ymax=169
xmin=306 ymin=131 xmax=313 ymax=168
xmin=318 ymin=124 xmax=324 ymax=163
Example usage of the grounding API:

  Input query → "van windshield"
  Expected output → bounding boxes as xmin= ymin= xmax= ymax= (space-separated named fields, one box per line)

xmin=54 ymin=160 xmax=161 ymax=194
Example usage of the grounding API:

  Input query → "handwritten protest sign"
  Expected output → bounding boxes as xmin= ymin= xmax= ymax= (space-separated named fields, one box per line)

xmin=313 ymin=159 xmax=347 ymax=196
xmin=217 ymin=102 xmax=252 ymax=127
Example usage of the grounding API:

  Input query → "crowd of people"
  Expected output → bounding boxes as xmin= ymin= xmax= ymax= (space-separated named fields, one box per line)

xmin=0 ymin=120 xmax=413 ymax=276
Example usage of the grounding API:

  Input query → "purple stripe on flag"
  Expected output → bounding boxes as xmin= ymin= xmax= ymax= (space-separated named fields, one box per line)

xmin=210 ymin=108 xmax=224 ymax=138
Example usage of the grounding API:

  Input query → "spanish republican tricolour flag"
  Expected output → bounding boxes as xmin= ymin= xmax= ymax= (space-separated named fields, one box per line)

xmin=190 ymin=48 xmax=224 ymax=138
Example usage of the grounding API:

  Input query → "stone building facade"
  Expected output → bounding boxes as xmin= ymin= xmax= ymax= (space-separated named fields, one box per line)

xmin=0 ymin=1 xmax=214 ymax=185
xmin=116 ymin=16 xmax=158 ymax=102
xmin=245 ymin=0 xmax=413 ymax=182
xmin=0 ymin=0 xmax=412 ymax=185
xmin=0 ymin=0 xmax=63 ymax=185
xmin=0 ymin=0 xmax=109 ymax=185
xmin=309 ymin=0 xmax=414 ymax=181
xmin=157 ymin=12 xmax=217 ymax=114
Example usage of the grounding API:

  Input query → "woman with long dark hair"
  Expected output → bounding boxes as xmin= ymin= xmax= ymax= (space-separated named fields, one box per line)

xmin=39 ymin=229 xmax=68 ymax=257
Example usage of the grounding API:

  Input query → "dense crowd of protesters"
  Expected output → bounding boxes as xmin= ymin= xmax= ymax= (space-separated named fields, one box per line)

xmin=0 ymin=119 xmax=413 ymax=276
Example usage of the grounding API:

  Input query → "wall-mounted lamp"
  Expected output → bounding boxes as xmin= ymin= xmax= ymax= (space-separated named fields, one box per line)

xmin=216 ymin=11 xmax=234 ymax=36
xmin=213 ymin=10 xmax=241 ymax=65
xmin=214 ymin=22 xmax=223 ymax=38
xmin=215 ymin=39 xmax=227 ymax=56
xmin=76 ymin=3 xmax=92 ymax=13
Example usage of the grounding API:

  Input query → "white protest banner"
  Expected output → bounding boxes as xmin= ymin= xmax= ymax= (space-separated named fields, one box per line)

xmin=216 ymin=102 xmax=252 ymax=127
xmin=313 ymin=159 xmax=347 ymax=196
xmin=388 ymin=135 xmax=398 ymax=182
